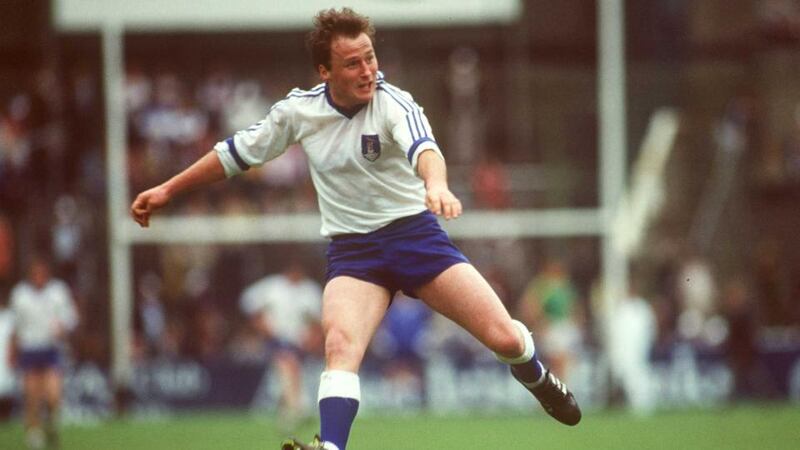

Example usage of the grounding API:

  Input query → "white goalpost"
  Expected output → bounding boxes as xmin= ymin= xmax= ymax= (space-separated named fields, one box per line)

xmin=53 ymin=0 xmax=659 ymax=398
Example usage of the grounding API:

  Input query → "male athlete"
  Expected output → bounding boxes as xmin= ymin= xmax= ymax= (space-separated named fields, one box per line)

xmin=10 ymin=257 xmax=78 ymax=449
xmin=131 ymin=8 xmax=581 ymax=450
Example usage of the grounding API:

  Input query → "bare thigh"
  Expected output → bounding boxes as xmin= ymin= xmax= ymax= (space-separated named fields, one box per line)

xmin=24 ymin=371 xmax=44 ymax=398
xmin=322 ymin=276 xmax=392 ymax=372
xmin=42 ymin=369 xmax=63 ymax=405
xmin=23 ymin=371 xmax=45 ymax=425
xmin=416 ymin=263 xmax=523 ymax=358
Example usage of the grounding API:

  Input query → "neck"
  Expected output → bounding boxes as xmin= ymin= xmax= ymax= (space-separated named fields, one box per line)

xmin=325 ymin=84 xmax=365 ymax=118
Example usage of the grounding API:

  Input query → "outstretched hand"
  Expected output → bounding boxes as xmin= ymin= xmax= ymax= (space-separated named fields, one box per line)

xmin=131 ymin=185 xmax=171 ymax=227
xmin=425 ymin=183 xmax=462 ymax=220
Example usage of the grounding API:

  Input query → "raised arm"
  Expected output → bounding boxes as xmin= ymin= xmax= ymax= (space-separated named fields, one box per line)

xmin=417 ymin=149 xmax=462 ymax=220
xmin=130 ymin=150 xmax=227 ymax=227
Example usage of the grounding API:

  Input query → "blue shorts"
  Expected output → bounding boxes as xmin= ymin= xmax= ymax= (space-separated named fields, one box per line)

xmin=326 ymin=210 xmax=469 ymax=298
xmin=18 ymin=348 xmax=62 ymax=371
xmin=267 ymin=338 xmax=304 ymax=357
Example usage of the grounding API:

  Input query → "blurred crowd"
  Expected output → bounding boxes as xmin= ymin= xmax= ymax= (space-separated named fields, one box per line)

xmin=125 ymin=66 xmax=317 ymax=216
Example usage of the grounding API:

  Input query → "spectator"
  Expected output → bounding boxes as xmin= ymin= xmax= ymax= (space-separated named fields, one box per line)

xmin=676 ymin=252 xmax=718 ymax=345
xmin=471 ymin=152 xmax=511 ymax=209
xmin=607 ymin=284 xmax=657 ymax=415
xmin=517 ymin=259 xmax=582 ymax=381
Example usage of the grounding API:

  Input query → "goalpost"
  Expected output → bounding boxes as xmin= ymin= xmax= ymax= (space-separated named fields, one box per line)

xmin=54 ymin=0 xmax=654 ymax=396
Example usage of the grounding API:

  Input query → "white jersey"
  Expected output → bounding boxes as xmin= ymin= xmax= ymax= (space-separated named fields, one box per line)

xmin=239 ymin=274 xmax=322 ymax=347
xmin=10 ymin=279 xmax=78 ymax=351
xmin=215 ymin=72 xmax=444 ymax=237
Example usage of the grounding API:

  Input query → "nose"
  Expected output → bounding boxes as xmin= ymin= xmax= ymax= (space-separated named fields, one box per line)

xmin=359 ymin=60 xmax=372 ymax=76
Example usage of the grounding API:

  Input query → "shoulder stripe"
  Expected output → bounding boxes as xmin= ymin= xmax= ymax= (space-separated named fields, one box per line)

xmin=269 ymin=99 xmax=286 ymax=113
xmin=246 ymin=120 xmax=264 ymax=132
xmin=377 ymin=84 xmax=408 ymax=112
xmin=289 ymin=85 xmax=325 ymax=96
xmin=405 ymin=115 xmax=417 ymax=141
xmin=378 ymin=82 xmax=428 ymax=138
xmin=288 ymin=86 xmax=325 ymax=99
xmin=378 ymin=81 xmax=414 ymax=111
xmin=379 ymin=85 xmax=418 ymax=140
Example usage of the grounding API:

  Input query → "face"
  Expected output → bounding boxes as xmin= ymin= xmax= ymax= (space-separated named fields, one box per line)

xmin=319 ymin=33 xmax=379 ymax=109
xmin=29 ymin=260 xmax=50 ymax=289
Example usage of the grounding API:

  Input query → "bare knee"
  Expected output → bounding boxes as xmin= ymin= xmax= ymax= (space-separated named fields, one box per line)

xmin=486 ymin=322 xmax=525 ymax=358
xmin=323 ymin=326 xmax=362 ymax=371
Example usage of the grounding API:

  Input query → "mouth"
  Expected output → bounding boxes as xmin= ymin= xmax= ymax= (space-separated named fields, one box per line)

xmin=357 ymin=81 xmax=374 ymax=92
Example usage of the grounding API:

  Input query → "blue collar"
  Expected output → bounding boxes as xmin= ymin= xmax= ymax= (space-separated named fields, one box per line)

xmin=325 ymin=83 xmax=366 ymax=119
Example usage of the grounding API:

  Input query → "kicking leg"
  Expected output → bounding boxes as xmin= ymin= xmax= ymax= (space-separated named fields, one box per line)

xmin=416 ymin=263 xmax=581 ymax=425
xmin=416 ymin=263 xmax=541 ymax=373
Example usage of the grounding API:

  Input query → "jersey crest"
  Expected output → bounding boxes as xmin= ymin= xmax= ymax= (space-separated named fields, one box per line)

xmin=361 ymin=134 xmax=381 ymax=162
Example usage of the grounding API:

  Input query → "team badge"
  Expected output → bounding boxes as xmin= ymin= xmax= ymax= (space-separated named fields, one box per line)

xmin=361 ymin=134 xmax=381 ymax=162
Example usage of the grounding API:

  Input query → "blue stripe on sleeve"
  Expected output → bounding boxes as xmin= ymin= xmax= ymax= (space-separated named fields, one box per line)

xmin=405 ymin=115 xmax=418 ymax=141
xmin=380 ymin=83 xmax=427 ymax=138
xmin=407 ymin=137 xmax=437 ymax=164
xmin=411 ymin=109 xmax=428 ymax=137
xmin=226 ymin=137 xmax=250 ymax=171
xmin=246 ymin=120 xmax=264 ymax=132
xmin=379 ymin=85 xmax=423 ymax=140
xmin=378 ymin=85 xmax=409 ymax=112
xmin=416 ymin=110 xmax=430 ymax=137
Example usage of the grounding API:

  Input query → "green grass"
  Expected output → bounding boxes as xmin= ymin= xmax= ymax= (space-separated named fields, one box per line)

xmin=1 ymin=404 xmax=798 ymax=449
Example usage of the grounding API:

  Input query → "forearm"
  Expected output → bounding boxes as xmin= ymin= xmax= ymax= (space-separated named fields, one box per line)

xmin=417 ymin=149 xmax=462 ymax=219
xmin=417 ymin=149 xmax=448 ymax=189
xmin=161 ymin=150 xmax=227 ymax=197
xmin=132 ymin=150 xmax=228 ymax=227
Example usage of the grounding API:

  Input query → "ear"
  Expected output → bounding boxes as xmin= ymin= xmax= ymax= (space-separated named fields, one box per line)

xmin=318 ymin=64 xmax=330 ymax=82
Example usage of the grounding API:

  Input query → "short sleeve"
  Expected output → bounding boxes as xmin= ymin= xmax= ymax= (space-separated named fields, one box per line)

xmin=379 ymin=83 xmax=444 ymax=173
xmin=55 ymin=282 xmax=79 ymax=332
xmin=239 ymin=285 xmax=264 ymax=316
xmin=215 ymin=100 xmax=297 ymax=178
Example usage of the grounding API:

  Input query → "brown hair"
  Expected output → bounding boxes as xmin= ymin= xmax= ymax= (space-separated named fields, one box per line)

xmin=306 ymin=8 xmax=375 ymax=70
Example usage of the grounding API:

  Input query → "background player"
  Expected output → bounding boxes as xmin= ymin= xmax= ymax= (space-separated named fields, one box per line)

xmin=10 ymin=256 xmax=78 ymax=449
xmin=240 ymin=259 xmax=322 ymax=431
xmin=131 ymin=8 xmax=581 ymax=450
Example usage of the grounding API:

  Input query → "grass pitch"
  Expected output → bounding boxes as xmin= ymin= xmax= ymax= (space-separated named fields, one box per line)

xmin=0 ymin=404 xmax=798 ymax=449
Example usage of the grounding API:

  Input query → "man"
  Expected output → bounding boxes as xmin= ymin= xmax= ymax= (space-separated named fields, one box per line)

xmin=240 ymin=259 xmax=322 ymax=430
xmin=131 ymin=8 xmax=581 ymax=450
xmin=10 ymin=256 xmax=78 ymax=449
xmin=608 ymin=284 xmax=656 ymax=415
